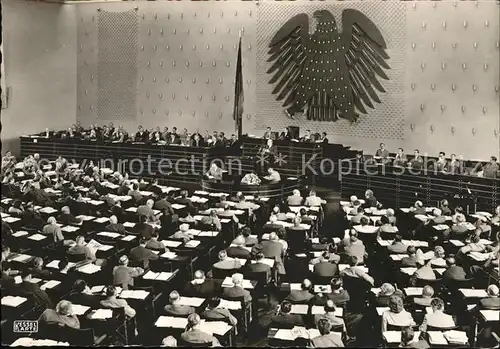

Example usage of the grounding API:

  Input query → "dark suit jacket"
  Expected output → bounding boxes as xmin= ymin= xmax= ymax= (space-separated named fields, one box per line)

xmin=16 ymin=281 xmax=53 ymax=309
xmin=442 ymin=266 xmax=467 ymax=281
xmin=164 ymin=304 xmax=195 ymax=316
xmin=67 ymin=292 xmax=102 ymax=309
xmin=129 ymin=246 xmax=158 ymax=268
xmin=314 ymin=262 xmax=338 ymax=278
xmin=286 ymin=290 xmax=314 ymax=303
xmin=183 ymin=279 xmax=220 ymax=298
xmin=154 ymin=199 xmax=174 ymax=214
xmin=105 ymin=223 xmax=126 ymax=234
xmin=222 ymin=285 xmax=252 ymax=303
xmin=28 ymin=268 xmax=52 ymax=279
xmin=271 ymin=313 xmax=304 ymax=329
xmin=478 ymin=297 xmax=500 ymax=310
xmin=57 ymin=213 xmax=81 ymax=226
xmin=226 ymin=246 xmax=251 ymax=259
xmin=259 ymin=240 xmax=283 ymax=259
xmin=401 ymin=256 xmax=418 ymax=267
xmin=131 ymin=223 xmax=154 ymax=240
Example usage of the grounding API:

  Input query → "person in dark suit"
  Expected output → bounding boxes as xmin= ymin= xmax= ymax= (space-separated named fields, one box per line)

xmin=411 ymin=201 xmax=426 ymax=215
xmin=183 ymin=270 xmax=220 ymax=298
xmin=442 ymin=257 xmax=467 ymax=281
xmin=16 ymin=270 xmax=54 ymax=309
xmin=400 ymin=326 xmax=430 ymax=349
xmin=190 ymin=133 xmax=205 ymax=147
xmin=164 ymin=290 xmax=196 ymax=316
xmin=221 ymin=273 xmax=252 ymax=303
xmin=252 ymin=232 xmax=283 ymax=260
xmin=128 ymin=183 xmax=143 ymax=203
xmin=131 ymin=215 xmax=154 ymax=240
xmin=110 ymin=201 xmax=126 ymax=222
xmin=181 ymin=313 xmax=221 ymax=346
xmin=263 ymin=127 xmax=273 ymax=140
xmin=146 ymin=231 xmax=167 ymax=252
xmin=472 ymin=285 xmax=500 ymax=310
xmin=154 ymin=193 xmax=174 ymax=214
xmin=401 ymin=246 xmax=419 ymax=267
xmin=279 ymin=127 xmax=292 ymax=141
xmin=57 ymin=206 xmax=82 ymax=226
xmin=104 ymin=215 xmax=127 ymax=234
xmin=175 ymin=190 xmax=196 ymax=216
xmin=134 ymin=125 xmax=149 ymax=142
xmin=271 ymin=301 xmax=304 ymax=329
xmin=129 ymin=239 xmax=159 ymax=269
xmin=67 ymin=279 xmax=102 ymax=309
xmin=167 ymin=132 xmax=181 ymax=145
xmin=409 ymin=149 xmax=424 ymax=170
xmin=237 ymin=227 xmax=258 ymax=247
xmin=387 ymin=235 xmax=408 ymax=254
xmin=243 ymin=252 xmax=272 ymax=283
xmin=28 ymin=257 xmax=52 ymax=279
xmin=363 ymin=189 xmax=378 ymax=208
xmin=413 ymin=285 xmax=435 ymax=307
xmin=38 ymin=300 xmax=81 ymax=329
xmin=285 ymin=279 xmax=314 ymax=303
xmin=320 ymin=132 xmax=329 ymax=144
xmin=201 ymin=297 xmax=238 ymax=325
xmin=226 ymin=236 xmax=251 ymax=259
xmin=112 ymin=255 xmax=144 ymax=290
xmin=313 ymin=254 xmax=338 ymax=279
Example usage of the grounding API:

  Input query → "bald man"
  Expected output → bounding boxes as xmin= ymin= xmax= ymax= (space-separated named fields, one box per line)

xmin=226 ymin=236 xmax=251 ymax=259
xmin=57 ymin=206 xmax=82 ymax=226
xmin=105 ymin=215 xmax=127 ymax=234
xmin=38 ymin=300 xmax=80 ymax=329
xmin=285 ymin=279 xmax=314 ymax=303
xmin=252 ymin=232 xmax=283 ymax=259
xmin=477 ymin=285 xmax=500 ymax=310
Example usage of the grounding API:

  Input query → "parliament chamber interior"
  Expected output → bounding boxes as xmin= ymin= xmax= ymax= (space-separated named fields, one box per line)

xmin=1 ymin=0 xmax=500 ymax=347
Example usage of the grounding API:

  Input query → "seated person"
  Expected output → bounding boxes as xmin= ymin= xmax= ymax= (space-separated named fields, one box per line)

xmin=442 ymin=257 xmax=467 ymax=281
xmin=340 ymin=230 xmax=367 ymax=264
xmin=211 ymin=250 xmax=242 ymax=275
xmin=363 ymin=189 xmax=378 ymax=208
xmin=312 ymin=252 xmax=339 ymax=279
xmin=427 ymin=208 xmax=446 ymax=225
xmin=304 ymin=190 xmax=326 ymax=206
xmin=353 ymin=216 xmax=378 ymax=234
xmin=314 ymin=300 xmax=346 ymax=332
xmin=472 ymin=284 xmax=500 ymax=310
xmin=265 ymin=213 xmax=285 ymax=230
xmin=137 ymin=199 xmax=157 ymax=222
xmin=410 ymin=201 xmax=426 ymax=215
xmin=286 ymin=279 xmax=314 ymax=303
xmin=419 ymin=297 xmax=455 ymax=331
xmin=129 ymin=238 xmax=159 ymax=269
xmin=385 ymin=208 xmax=397 ymax=225
xmin=409 ymin=149 xmax=424 ymax=169
xmin=339 ymin=255 xmax=374 ymax=286
xmin=170 ymin=223 xmax=193 ymax=242
xmin=161 ymin=336 xmax=177 ymax=347
xmin=263 ymin=168 xmax=281 ymax=184
xmin=350 ymin=206 xmax=368 ymax=225
xmin=29 ymin=257 xmax=52 ymax=278
xmin=387 ymin=235 xmax=408 ymax=254
xmin=199 ymin=210 xmax=222 ymax=231
xmin=38 ymin=300 xmax=80 ymax=329
xmin=68 ymin=236 xmax=106 ymax=266
xmin=15 ymin=270 xmax=54 ymax=309
xmin=226 ymin=236 xmax=251 ymax=259
xmin=450 ymin=214 xmax=470 ymax=236
xmin=206 ymin=163 xmax=223 ymax=180
xmin=57 ymin=206 xmax=82 ymax=225
xmin=131 ymin=215 xmax=154 ymax=240
xmin=244 ymin=252 xmax=272 ymax=282
xmin=413 ymin=285 xmax=435 ymax=307
xmin=374 ymin=283 xmax=404 ymax=307
xmin=164 ymin=290 xmax=196 ymax=316
xmin=457 ymin=233 xmax=486 ymax=257
xmin=101 ymin=285 xmax=136 ymax=318
xmin=221 ymin=273 xmax=252 ymax=303
xmin=181 ymin=313 xmax=220 ymax=346
xmin=440 ymin=199 xmax=452 ymax=216
xmin=287 ymin=189 xmax=303 ymax=206
xmin=113 ymin=255 xmax=144 ymax=290
xmin=326 ymin=278 xmax=350 ymax=305
xmin=401 ymin=246 xmax=419 ymax=267
xmin=240 ymin=171 xmax=261 ymax=185
xmin=42 ymin=216 xmax=67 ymax=243
xmin=67 ymin=279 xmax=101 ymax=308
xmin=201 ymin=296 xmax=238 ymax=325
xmin=104 ymin=215 xmax=127 ymax=234
xmin=183 ymin=270 xmax=220 ymax=298
xmin=271 ymin=300 xmax=304 ymax=328
xmin=233 ymin=227 xmax=258 ymax=246
xmin=146 ymin=231 xmax=167 ymax=251
xmin=375 ymin=142 xmax=390 ymax=159
xmin=381 ymin=295 xmax=416 ymax=332
xmin=378 ymin=215 xmax=398 ymax=234
xmin=400 ymin=326 xmax=430 ymax=349
xmin=310 ymin=318 xmax=344 ymax=348
xmin=414 ymin=258 xmax=437 ymax=281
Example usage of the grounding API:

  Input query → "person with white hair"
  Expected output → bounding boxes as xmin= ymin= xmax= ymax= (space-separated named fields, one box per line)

xmin=265 ymin=214 xmax=284 ymax=231
xmin=304 ymin=190 xmax=326 ymax=206
xmin=38 ymin=300 xmax=80 ymax=329
xmin=287 ymin=189 xmax=303 ymax=206
xmin=349 ymin=195 xmax=358 ymax=205
xmin=491 ymin=206 xmax=500 ymax=225
xmin=199 ymin=209 xmax=222 ymax=231
xmin=476 ymin=285 xmax=500 ymax=310
xmin=222 ymin=273 xmax=252 ymax=303
xmin=181 ymin=313 xmax=221 ymax=346
xmin=410 ymin=201 xmax=426 ymax=215
xmin=57 ymin=206 xmax=82 ymax=226
xmin=161 ymin=336 xmax=177 ymax=347
xmin=42 ymin=216 xmax=65 ymax=243
xmin=226 ymin=235 xmax=251 ymax=259
xmin=164 ymin=290 xmax=196 ymax=316
xmin=105 ymin=215 xmax=127 ymax=234
xmin=428 ymin=208 xmax=446 ymax=225
xmin=285 ymin=278 xmax=314 ymax=303
xmin=451 ymin=214 xmax=470 ymax=235
xmin=364 ymin=189 xmax=378 ymax=208
xmin=170 ymin=223 xmax=193 ymax=242
xmin=137 ymin=199 xmax=157 ymax=222
xmin=112 ymin=255 xmax=144 ymax=290
xmin=212 ymin=250 xmax=242 ymax=271
xmin=384 ymin=208 xmax=397 ymax=225
xmin=263 ymin=167 xmax=281 ymax=184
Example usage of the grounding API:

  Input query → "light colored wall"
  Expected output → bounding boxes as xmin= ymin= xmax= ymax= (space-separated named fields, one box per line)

xmin=1 ymin=0 xmax=77 ymax=155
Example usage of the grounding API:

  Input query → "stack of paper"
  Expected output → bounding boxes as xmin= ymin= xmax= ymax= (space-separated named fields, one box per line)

xmin=469 ymin=252 xmax=490 ymax=261
xmin=218 ymin=299 xmax=241 ymax=310
xmin=443 ymin=330 xmax=468 ymax=344
xmin=77 ymin=264 xmax=101 ymax=274
xmin=404 ymin=287 xmax=423 ymax=296
xmin=71 ymin=304 xmax=90 ymax=315
xmin=160 ymin=251 xmax=178 ymax=259
xmin=155 ymin=316 xmax=188 ymax=328
xmin=119 ymin=290 xmax=150 ymax=300
xmin=459 ymin=289 xmax=488 ymax=298
xmin=433 ymin=224 xmax=449 ymax=231
xmin=480 ymin=310 xmax=500 ymax=322
xmin=161 ymin=240 xmax=183 ymax=248
xmin=90 ymin=285 xmax=105 ymax=294
xmin=40 ymin=280 xmax=61 ymax=290
xmin=121 ymin=235 xmax=136 ymax=241
xmin=123 ymin=222 xmax=136 ymax=228
xmin=1 ymin=296 xmax=27 ymax=307
xmin=61 ymin=226 xmax=80 ymax=233
xmin=142 ymin=271 xmax=174 ymax=281
xmin=185 ymin=240 xmax=201 ymax=248
xmin=90 ymin=309 xmax=113 ymax=319
xmin=39 ymin=207 xmax=58 ymax=214
xmin=290 ymin=304 xmax=309 ymax=315
xmin=12 ymin=231 xmax=29 ymax=238
xmin=171 ymin=204 xmax=186 ymax=210
xmin=93 ymin=217 xmax=109 ymax=223
xmin=11 ymin=254 xmax=32 ymax=263
xmin=198 ymin=231 xmax=219 ymax=237
xmin=96 ymin=232 xmax=121 ymax=239
xmin=178 ymin=297 xmax=205 ymax=307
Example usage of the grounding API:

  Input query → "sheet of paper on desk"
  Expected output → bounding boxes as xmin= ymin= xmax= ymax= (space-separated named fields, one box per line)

xmin=433 ymin=224 xmax=449 ymax=231
xmin=94 ymin=217 xmax=109 ymax=223
xmin=179 ymin=297 xmax=205 ymax=307
xmin=259 ymin=197 xmax=270 ymax=202
xmin=377 ymin=307 xmax=390 ymax=316
xmin=77 ymin=264 xmax=101 ymax=274
xmin=469 ymin=252 xmax=490 ymax=261
xmin=171 ymin=204 xmax=186 ymax=210
xmin=62 ymin=226 xmax=80 ymax=233
xmin=285 ymin=212 xmax=296 ymax=219
xmin=290 ymin=304 xmax=308 ymax=314
xmin=377 ymin=239 xmax=392 ymax=247
xmin=194 ymin=190 xmax=209 ymax=196
xmin=12 ymin=254 xmax=32 ymax=262
xmin=123 ymin=222 xmax=136 ymax=228
xmin=155 ymin=316 xmax=188 ymax=328
xmin=143 ymin=271 xmax=160 ymax=280
xmin=156 ymin=272 xmax=174 ymax=281
xmin=90 ymin=285 xmax=105 ymax=293
xmin=414 ymin=214 xmax=429 ymax=221
xmin=405 ymin=287 xmax=423 ymax=296
xmin=161 ymin=240 xmax=183 ymax=248
xmin=400 ymin=267 xmax=417 ymax=275
xmin=476 ymin=211 xmax=493 ymax=217
xmin=72 ymin=304 xmax=90 ymax=315
xmin=122 ymin=235 xmax=136 ymax=241
xmin=390 ymin=254 xmax=406 ymax=261
xmin=3 ymin=217 xmax=20 ymax=223
xmin=251 ymin=258 xmax=274 ymax=267
xmin=1 ymin=296 xmax=27 ymax=307
xmin=185 ymin=240 xmax=201 ymax=248
xmin=460 ymin=289 xmax=488 ymax=298
xmin=480 ymin=310 xmax=500 ymax=322
xmin=98 ymin=245 xmax=113 ymax=251
xmin=371 ymin=288 xmax=381 ymax=295
xmin=160 ymin=251 xmax=178 ymax=259
xmin=1 ymin=198 xmax=13 ymax=204
xmin=383 ymin=331 xmax=421 ymax=343
xmin=449 ymin=240 xmax=465 ymax=247
xmin=40 ymin=280 xmax=61 ymax=290
xmin=314 ymin=285 xmax=332 ymax=294
xmin=222 ymin=277 xmax=253 ymax=289
xmin=290 ymin=283 xmax=302 ymax=291
xmin=91 ymin=309 xmax=113 ymax=319
xmin=119 ymin=290 xmax=150 ymax=300
xmin=126 ymin=207 xmax=138 ymax=212
xmin=14 ymin=276 xmax=22 ymax=284
xmin=274 ymin=329 xmax=296 ymax=341
xmin=299 ymin=224 xmax=311 ymax=230
xmin=97 ymin=232 xmax=121 ymax=239
xmin=30 ymin=278 xmax=42 ymax=284
xmin=88 ymin=200 xmax=104 ymax=206
xmin=400 ymin=208 xmax=410 ymax=213
xmin=478 ymin=239 xmax=493 ymax=245
xmin=76 ymin=215 xmax=96 ymax=221
xmin=200 ymin=321 xmax=232 ymax=336
xmin=12 ymin=231 xmax=29 ymax=237
xmin=218 ymin=299 xmax=241 ymax=310
xmin=443 ymin=330 xmax=468 ymax=344
xmin=1 ymin=212 xmax=10 ymax=218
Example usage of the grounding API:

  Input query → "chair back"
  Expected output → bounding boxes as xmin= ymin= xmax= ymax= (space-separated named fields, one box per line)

xmin=177 ymin=338 xmax=212 ymax=347
xmin=35 ymin=322 xmax=65 ymax=341
xmin=66 ymin=252 xmax=87 ymax=263
xmin=243 ymin=270 xmax=271 ymax=288
xmin=66 ymin=326 xmax=99 ymax=346
xmin=426 ymin=324 xmax=458 ymax=331
xmin=212 ymin=267 xmax=239 ymax=279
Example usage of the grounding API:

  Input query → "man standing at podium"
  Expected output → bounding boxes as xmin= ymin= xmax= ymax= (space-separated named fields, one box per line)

xmin=375 ymin=143 xmax=390 ymax=164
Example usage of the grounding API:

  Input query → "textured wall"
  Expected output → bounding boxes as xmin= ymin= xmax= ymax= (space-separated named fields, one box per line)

xmin=2 ymin=0 xmax=77 ymax=155
xmin=256 ymin=0 xmax=499 ymax=160
xmin=76 ymin=1 xmax=256 ymax=135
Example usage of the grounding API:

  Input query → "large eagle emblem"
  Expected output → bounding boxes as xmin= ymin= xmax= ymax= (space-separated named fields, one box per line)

xmin=267 ymin=9 xmax=390 ymax=123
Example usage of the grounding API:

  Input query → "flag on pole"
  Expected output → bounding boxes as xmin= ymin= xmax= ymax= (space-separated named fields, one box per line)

xmin=233 ymin=34 xmax=244 ymax=138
